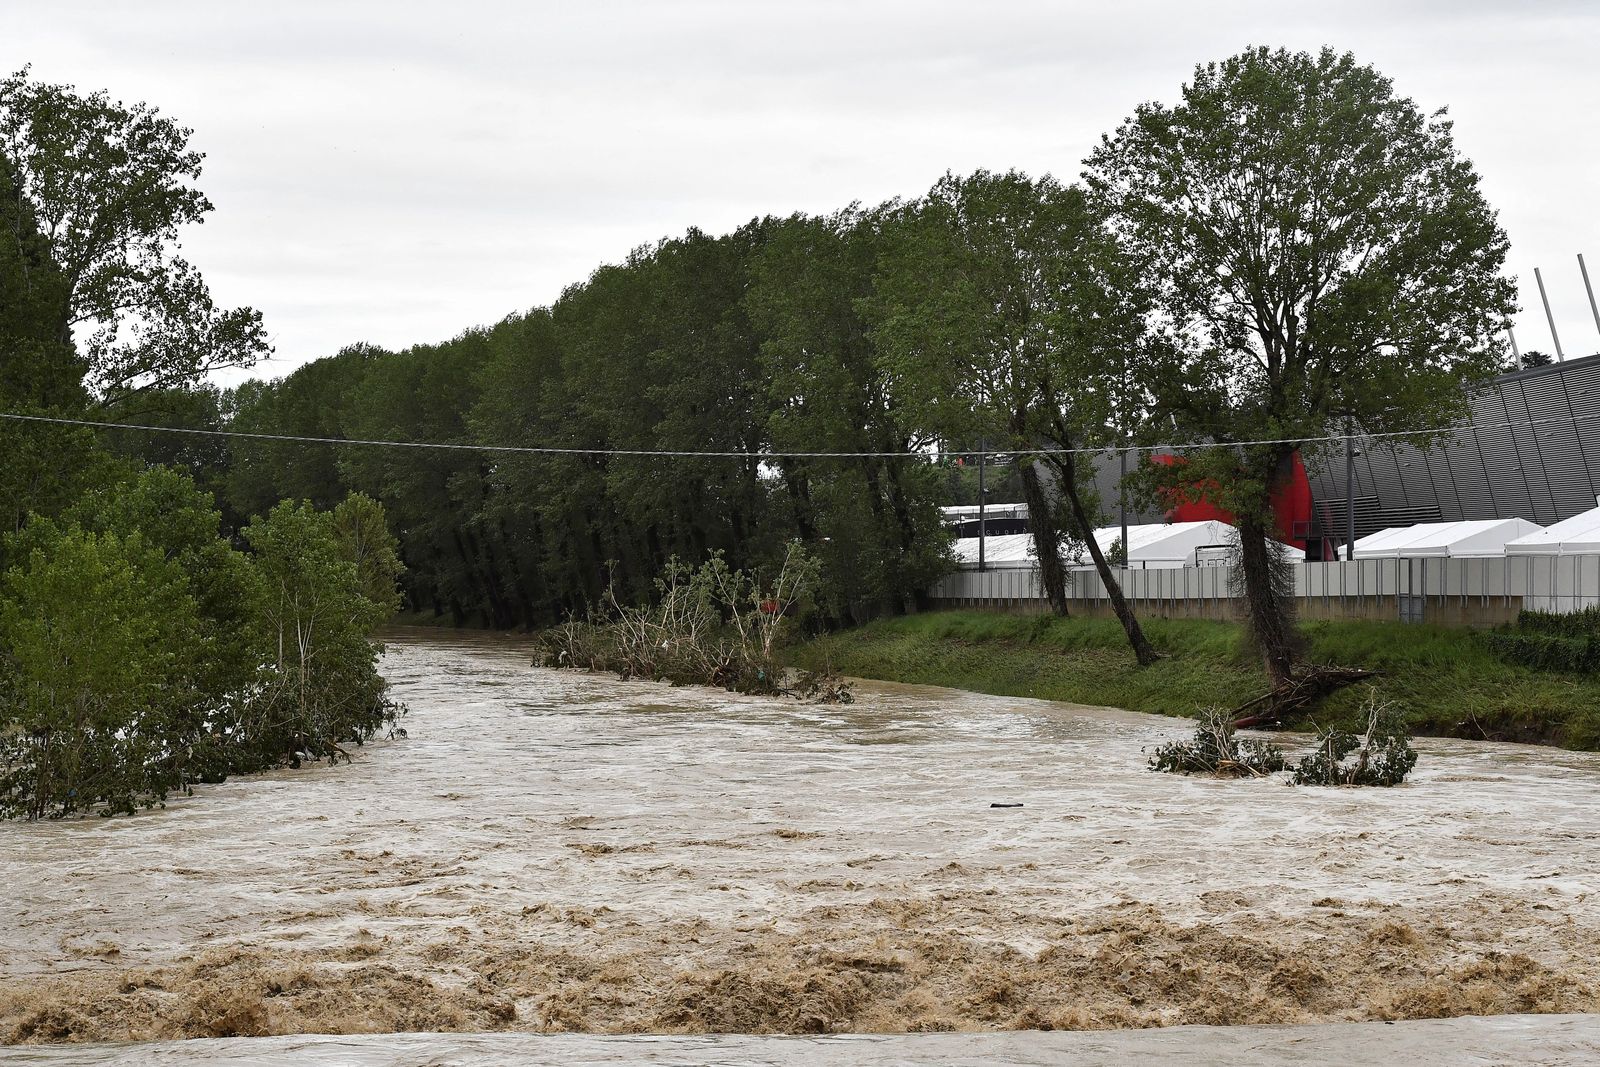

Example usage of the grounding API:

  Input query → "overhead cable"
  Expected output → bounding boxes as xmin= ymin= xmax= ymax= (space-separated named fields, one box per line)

xmin=0 ymin=408 xmax=1597 ymax=460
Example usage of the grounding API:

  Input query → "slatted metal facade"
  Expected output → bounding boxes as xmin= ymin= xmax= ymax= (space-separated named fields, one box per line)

xmin=1091 ymin=354 xmax=1600 ymax=547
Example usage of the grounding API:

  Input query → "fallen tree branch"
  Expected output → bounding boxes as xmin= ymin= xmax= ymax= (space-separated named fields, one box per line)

xmin=1231 ymin=665 xmax=1379 ymax=729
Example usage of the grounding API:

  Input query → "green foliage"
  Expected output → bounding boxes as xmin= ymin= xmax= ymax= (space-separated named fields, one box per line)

xmin=0 ymin=67 xmax=268 ymax=401
xmin=1292 ymin=695 xmax=1418 ymax=787
xmin=1484 ymin=610 xmax=1600 ymax=675
xmin=0 ymin=524 xmax=201 ymax=818
xmin=0 ymin=475 xmax=403 ymax=819
xmin=1512 ymin=607 xmax=1600 ymax=639
xmin=240 ymin=500 xmax=396 ymax=764
xmin=1483 ymin=633 xmax=1599 ymax=675
xmin=538 ymin=543 xmax=852 ymax=702
xmin=1147 ymin=708 xmax=1287 ymax=777
xmin=1087 ymin=46 xmax=1516 ymax=679
xmin=332 ymin=492 xmax=405 ymax=618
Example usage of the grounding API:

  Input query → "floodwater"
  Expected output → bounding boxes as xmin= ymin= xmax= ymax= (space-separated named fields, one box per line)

xmin=3 ymin=629 xmax=1599 ymax=1060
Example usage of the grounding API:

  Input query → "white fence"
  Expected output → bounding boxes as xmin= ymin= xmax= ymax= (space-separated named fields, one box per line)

xmin=930 ymin=555 xmax=1600 ymax=622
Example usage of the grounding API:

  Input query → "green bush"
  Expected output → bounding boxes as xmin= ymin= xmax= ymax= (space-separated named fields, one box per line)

xmin=1483 ymin=632 xmax=1599 ymax=674
xmin=1513 ymin=607 xmax=1600 ymax=639
xmin=1292 ymin=696 xmax=1418 ymax=787
xmin=1147 ymin=709 xmax=1287 ymax=777
xmin=0 ymin=526 xmax=202 ymax=818
xmin=0 ymin=472 xmax=405 ymax=819
xmin=238 ymin=499 xmax=398 ymax=767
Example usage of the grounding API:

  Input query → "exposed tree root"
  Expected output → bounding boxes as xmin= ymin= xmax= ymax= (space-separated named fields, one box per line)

xmin=1231 ymin=665 xmax=1378 ymax=729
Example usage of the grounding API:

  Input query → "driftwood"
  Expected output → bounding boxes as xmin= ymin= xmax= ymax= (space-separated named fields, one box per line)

xmin=1231 ymin=665 xmax=1378 ymax=729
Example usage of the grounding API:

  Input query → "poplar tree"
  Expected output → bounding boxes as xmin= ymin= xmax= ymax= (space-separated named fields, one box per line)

xmin=1086 ymin=47 xmax=1514 ymax=688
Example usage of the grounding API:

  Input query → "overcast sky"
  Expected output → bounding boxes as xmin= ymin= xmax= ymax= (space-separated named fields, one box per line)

xmin=9 ymin=1 xmax=1600 ymax=386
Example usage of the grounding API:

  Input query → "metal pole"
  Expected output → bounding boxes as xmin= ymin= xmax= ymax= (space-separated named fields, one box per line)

xmin=1536 ymin=267 xmax=1566 ymax=361
xmin=1119 ymin=448 xmax=1129 ymax=567
xmin=977 ymin=437 xmax=987 ymax=573
xmin=1581 ymin=254 xmax=1600 ymax=345
xmin=1345 ymin=417 xmax=1357 ymax=561
xmin=1507 ymin=327 xmax=1521 ymax=365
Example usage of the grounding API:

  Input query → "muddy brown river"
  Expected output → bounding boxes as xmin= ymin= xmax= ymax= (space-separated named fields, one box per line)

xmin=3 ymin=630 xmax=1599 ymax=1062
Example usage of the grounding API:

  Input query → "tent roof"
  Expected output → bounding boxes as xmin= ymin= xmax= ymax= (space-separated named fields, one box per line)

xmin=1090 ymin=520 xmax=1235 ymax=559
xmin=951 ymin=533 xmax=1036 ymax=567
xmin=1506 ymin=506 xmax=1600 ymax=555
xmin=1352 ymin=518 xmax=1543 ymax=558
xmin=942 ymin=503 xmax=1029 ymax=521
xmin=953 ymin=522 xmax=1237 ymax=570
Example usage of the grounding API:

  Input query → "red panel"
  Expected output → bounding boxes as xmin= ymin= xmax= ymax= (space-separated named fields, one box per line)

xmin=1150 ymin=452 xmax=1311 ymax=550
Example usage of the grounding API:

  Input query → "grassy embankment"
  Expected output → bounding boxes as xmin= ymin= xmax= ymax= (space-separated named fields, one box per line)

xmin=790 ymin=611 xmax=1600 ymax=749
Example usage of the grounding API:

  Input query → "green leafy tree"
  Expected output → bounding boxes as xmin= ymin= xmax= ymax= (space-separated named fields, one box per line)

xmin=242 ymin=500 xmax=395 ymax=763
xmin=1086 ymin=47 xmax=1515 ymax=686
xmin=0 ymin=67 xmax=268 ymax=402
xmin=0 ymin=525 xmax=200 ymax=818
xmin=0 ymin=146 xmax=111 ymax=536
xmin=747 ymin=208 xmax=950 ymax=623
xmin=332 ymin=492 xmax=405 ymax=618
xmin=868 ymin=170 xmax=1157 ymax=663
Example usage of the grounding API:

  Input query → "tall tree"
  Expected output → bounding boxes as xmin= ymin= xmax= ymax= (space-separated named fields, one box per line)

xmin=1086 ymin=46 xmax=1515 ymax=688
xmin=748 ymin=208 xmax=949 ymax=623
xmin=869 ymin=170 xmax=1157 ymax=663
xmin=0 ymin=68 xmax=268 ymax=402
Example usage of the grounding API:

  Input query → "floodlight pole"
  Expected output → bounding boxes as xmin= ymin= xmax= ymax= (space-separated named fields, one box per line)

xmin=1345 ymin=416 xmax=1357 ymax=561
xmin=1507 ymin=327 xmax=1521 ymax=365
xmin=977 ymin=437 xmax=987 ymax=572
xmin=1535 ymin=267 xmax=1566 ymax=361
xmin=1580 ymin=253 xmax=1600 ymax=345
xmin=1119 ymin=448 xmax=1129 ymax=566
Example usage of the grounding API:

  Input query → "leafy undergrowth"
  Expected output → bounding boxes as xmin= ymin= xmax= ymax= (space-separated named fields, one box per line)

xmin=791 ymin=611 xmax=1600 ymax=751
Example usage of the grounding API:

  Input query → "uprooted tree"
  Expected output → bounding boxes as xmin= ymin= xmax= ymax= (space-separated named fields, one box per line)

xmin=1151 ymin=690 xmax=1418 ymax=787
xmin=1086 ymin=46 xmax=1515 ymax=714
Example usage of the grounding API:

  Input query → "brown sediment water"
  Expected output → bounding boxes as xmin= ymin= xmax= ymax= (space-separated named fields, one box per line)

xmin=3 ymin=629 xmax=1599 ymax=1048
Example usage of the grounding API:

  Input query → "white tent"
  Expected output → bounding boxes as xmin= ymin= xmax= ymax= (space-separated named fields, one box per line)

xmin=951 ymin=532 xmax=1036 ymax=569
xmin=954 ymin=522 xmax=1238 ymax=570
xmin=1505 ymin=505 xmax=1600 ymax=556
xmin=1082 ymin=520 xmax=1237 ymax=570
xmin=1352 ymin=518 xmax=1543 ymax=559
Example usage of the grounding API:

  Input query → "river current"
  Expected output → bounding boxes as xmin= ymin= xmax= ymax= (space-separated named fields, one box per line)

xmin=3 ymin=629 xmax=1599 ymax=1062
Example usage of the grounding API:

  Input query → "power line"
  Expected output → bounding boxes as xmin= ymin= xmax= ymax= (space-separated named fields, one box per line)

xmin=0 ymin=408 xmax=1597 ymax=460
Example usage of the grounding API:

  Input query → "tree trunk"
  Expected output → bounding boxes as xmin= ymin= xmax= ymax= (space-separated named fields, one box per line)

xmin=1050 ymin=457 xmax=1159 ymax=666
xmin=1018 ymin=460 xmax=1069 ymax=615
xmin=1236 ymin=513 xmax=1299 ymax=687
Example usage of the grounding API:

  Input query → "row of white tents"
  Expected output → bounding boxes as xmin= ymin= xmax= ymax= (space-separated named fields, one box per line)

xmin=1351 ymin=505 xmax=1600 ymax=558
xmin=952 ymin=520 xmax=1236 ymax=570
xmin=949 ymin=501 xmax=1600 ymax=569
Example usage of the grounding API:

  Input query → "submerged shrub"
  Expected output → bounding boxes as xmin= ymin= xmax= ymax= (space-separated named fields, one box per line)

xmin=1292 ymin=693 xmax=1417 ymax=787
xmin=538 ymin=543 xmax=854 ymax=703
xmin=0 ymin=473 xmax=404 ymax=820
xmin=0 ymin=525 xmax=202 ymax=818
xmin=1148 ymin=708 xmax=1287 ymax=777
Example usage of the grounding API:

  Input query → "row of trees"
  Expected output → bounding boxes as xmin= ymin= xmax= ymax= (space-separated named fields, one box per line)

xmin=4 ymin=46 xmax=1518 ymax=715
xmin=210 ymin=48 xmax=1513 ymax=696
xmin=0 ymin=70 xmax=403 ymax=818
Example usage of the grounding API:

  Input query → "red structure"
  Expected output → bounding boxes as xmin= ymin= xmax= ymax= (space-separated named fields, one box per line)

xmin=1153 ymin=452 xmax=1315 ymax=552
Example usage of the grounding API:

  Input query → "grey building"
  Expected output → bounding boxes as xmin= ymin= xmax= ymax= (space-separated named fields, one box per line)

xmin=1092 ymin=354 xmax=1600 ymax=557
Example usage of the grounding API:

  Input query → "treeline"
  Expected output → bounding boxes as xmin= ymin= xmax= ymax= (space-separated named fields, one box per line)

xmin=0 ymin=70 xmax=402 ymax=818
xmin=6 ymin=44 xmax=1522 ymax=741
xmin=162 ymin=210 xmax=963 ymax=630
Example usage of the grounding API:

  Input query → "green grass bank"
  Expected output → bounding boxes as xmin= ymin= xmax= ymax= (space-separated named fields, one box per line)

xmin=790 ymin=611 xmax=1600 ymax=749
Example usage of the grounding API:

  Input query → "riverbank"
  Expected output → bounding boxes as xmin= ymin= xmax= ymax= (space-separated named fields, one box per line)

xmin=789 ymin=611 xmax=1600 ymax=749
